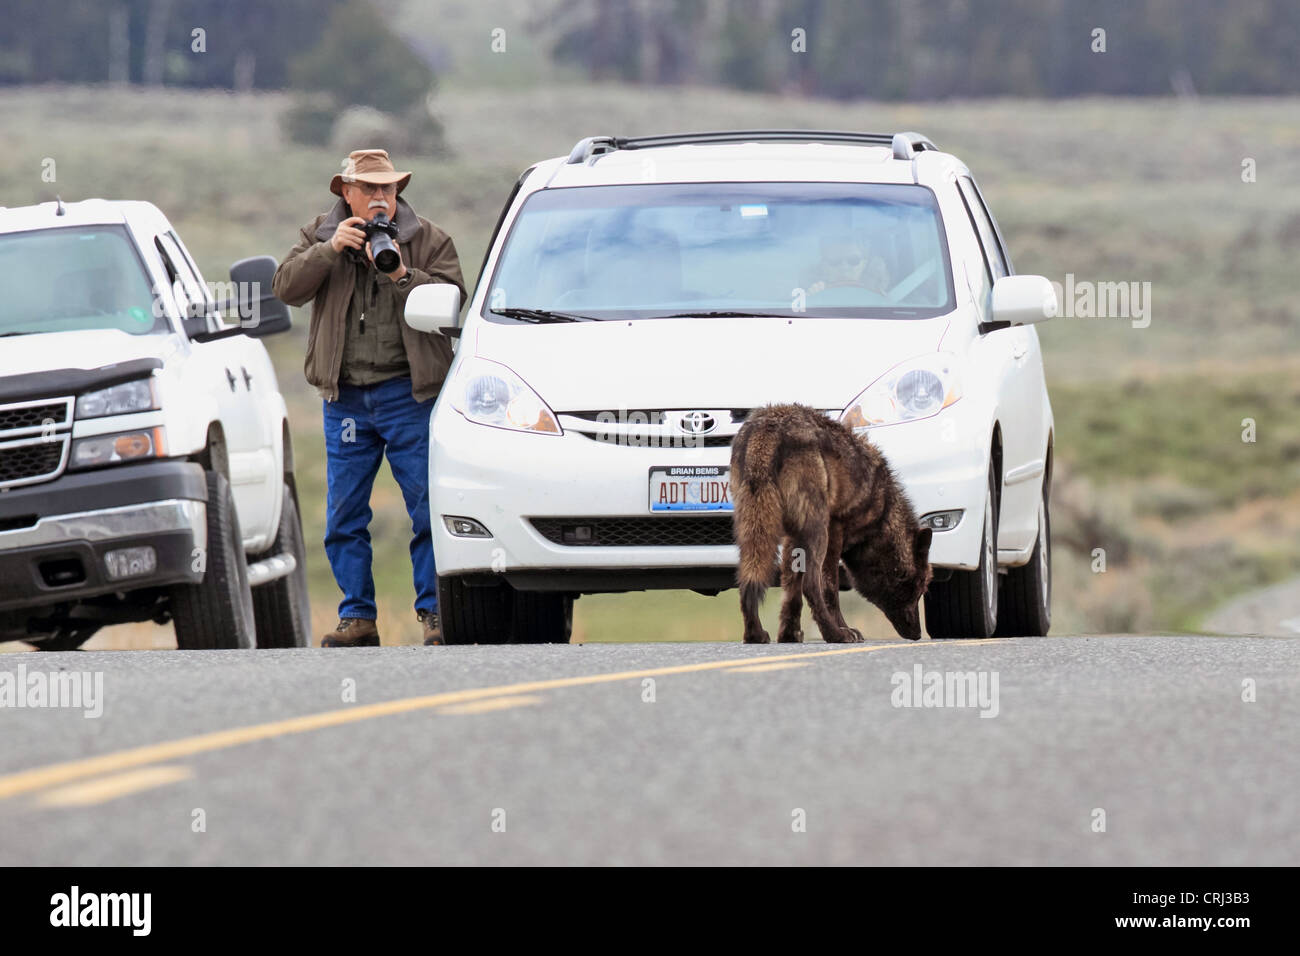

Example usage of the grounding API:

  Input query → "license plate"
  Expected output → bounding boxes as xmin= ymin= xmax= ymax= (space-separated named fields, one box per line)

xmin=648 ymin=465 xmax=732 ymax=513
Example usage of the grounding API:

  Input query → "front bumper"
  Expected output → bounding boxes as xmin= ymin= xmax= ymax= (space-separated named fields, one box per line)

xmin=428 ymin=402 xmax=991 ymax=590
xmin=0 ymin=460 xmax=208 ymax=611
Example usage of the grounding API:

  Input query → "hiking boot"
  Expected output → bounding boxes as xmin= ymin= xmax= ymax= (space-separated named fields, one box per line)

xmin=321 ymin=617 xmax=380 ymax=647
xmin=418 ymin=609 xmax=442 ymax=646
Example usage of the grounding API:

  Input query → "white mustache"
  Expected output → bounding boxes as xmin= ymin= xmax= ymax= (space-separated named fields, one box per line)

xmin=369 ymin=200 xmax=388 ymax=209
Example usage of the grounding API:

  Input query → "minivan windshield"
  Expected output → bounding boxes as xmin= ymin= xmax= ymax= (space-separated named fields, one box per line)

xmin=0 ymin=226 xmax=167 ymax=338
xmin=485 ymin=182 xmax=954 ymax=322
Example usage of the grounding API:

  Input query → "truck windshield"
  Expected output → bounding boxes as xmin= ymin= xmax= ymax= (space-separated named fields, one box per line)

xmin=0 ymin=226 xmax=167 ymax=337
xmin=485 ymin=181 xmax=954 ymax=322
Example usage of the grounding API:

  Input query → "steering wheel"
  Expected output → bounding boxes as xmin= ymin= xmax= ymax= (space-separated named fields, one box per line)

xmin=807 ymin=279 xmax=888 ymax=304
xmin=42 ymin=304 xmax=115 ymax=319
xmin=812 ymin=279 xmax=875 ymax=292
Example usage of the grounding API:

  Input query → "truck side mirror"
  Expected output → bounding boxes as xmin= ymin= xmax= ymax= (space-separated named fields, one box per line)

xmin=230 ymin=256 xmax=292 ymax=337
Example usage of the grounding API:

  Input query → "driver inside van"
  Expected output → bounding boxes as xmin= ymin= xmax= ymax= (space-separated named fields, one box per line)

xmin=804 ymin=233 xmax=889 ymax=297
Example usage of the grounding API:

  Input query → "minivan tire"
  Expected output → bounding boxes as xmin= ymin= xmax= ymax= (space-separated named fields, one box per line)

xmin=925 ymin=463 xmax=999 ymax=639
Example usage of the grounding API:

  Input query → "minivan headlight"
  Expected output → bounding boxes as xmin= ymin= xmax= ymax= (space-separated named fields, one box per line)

xmin=448 ymin=357 xmax=561 ymax=435
xmin=841 ymin=353 xmax=963 ymax=429
xmin=75 ymin=378 xmax=159 ymax=419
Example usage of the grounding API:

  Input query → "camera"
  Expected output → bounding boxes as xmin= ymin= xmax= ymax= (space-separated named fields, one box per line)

xmin=358 ymin=212 xmax=401 ymax=273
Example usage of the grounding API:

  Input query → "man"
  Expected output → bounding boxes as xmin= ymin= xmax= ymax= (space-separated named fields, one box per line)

xmin=272 ymin=149 xmax=466 ymax=647
xmin=804 ymin=233 xmax=890 ymax=297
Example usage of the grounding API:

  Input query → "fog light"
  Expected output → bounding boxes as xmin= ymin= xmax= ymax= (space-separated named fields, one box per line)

xmin=104 ymin=546 xmax=157 ymax=580
xmin=562 ymin=525 xmax=593 ymax=544
xmin=444 ymin=516 xmax=492 ymax=538
xmin=920 ymin=510 xmax=964 ymax=531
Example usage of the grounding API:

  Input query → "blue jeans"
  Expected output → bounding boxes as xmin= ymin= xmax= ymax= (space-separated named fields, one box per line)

xmin=322 ymin=377 xmax=436 ymax=620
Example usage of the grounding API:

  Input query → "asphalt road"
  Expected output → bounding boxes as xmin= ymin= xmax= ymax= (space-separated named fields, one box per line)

xmin=1 ymin=635 xmax=1297 ymax=865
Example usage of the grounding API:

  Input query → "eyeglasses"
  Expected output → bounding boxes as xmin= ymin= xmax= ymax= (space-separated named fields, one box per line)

xmin=348 ymin=181 xmax=397 ymax=196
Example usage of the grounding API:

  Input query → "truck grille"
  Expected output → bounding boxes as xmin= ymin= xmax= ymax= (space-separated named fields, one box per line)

xmin=0 ymin=397 xmax=73 ymax=439
xmin=0 ymin=397 xmax=74 ymax=488
xmin=0 ymin=435 xmax=70 ymax=489
xmin=530 ymin=516 xmax=735 ymax=547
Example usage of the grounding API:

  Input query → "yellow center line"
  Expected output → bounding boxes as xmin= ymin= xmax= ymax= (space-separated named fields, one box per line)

xmin=0 ymin=639 xmax=1001 ymax=801
xmin=436 ymin=694 xmax=544 ymax=715
xmin=728 ymin=661 xmax=812 ymax=673
xmin=35 ymin=765 xmax=193 ymax=808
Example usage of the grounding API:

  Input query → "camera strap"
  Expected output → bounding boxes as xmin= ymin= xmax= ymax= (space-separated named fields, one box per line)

xmin=358 ymin=262 xmax=379 ymax=335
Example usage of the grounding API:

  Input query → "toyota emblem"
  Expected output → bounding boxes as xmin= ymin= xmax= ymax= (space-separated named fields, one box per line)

xmin=677 ymin=411 xmax=716 ymax=435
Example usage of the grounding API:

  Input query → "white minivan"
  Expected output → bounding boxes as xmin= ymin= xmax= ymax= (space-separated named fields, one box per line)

xmin=405 ymin=131 xmax=1055 ymax=644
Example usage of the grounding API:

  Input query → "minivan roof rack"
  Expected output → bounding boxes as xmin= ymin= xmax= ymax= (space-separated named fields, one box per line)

xmin=564 ymin=130 xmax=938 ymax=164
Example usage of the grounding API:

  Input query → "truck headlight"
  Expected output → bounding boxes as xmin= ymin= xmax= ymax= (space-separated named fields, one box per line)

xmin=841 ymin=353 xmax=963 ymax=429
xmin=75 ymin=378 xmax=159 ymax=418
xmin=69 ymin=427 xmax=167 ymax=469
xmin=448 ymin=357 xmax=561 ymax=435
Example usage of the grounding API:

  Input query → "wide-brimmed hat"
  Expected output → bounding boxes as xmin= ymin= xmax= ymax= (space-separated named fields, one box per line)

xmin=329 ymin=148 xmax=412 ymax=196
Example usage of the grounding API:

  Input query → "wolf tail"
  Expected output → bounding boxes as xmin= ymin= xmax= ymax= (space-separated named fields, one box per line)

xmin=731 ymin=424 xmax=785 ymax=615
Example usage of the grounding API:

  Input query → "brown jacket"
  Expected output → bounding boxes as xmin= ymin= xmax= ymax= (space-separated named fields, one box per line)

xmin=272 ymin=197 xmax=467 ymax=403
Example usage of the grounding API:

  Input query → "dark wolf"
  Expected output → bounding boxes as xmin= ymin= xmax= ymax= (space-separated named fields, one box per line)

xmin=730 ymin=403 xmax=933 ymax=643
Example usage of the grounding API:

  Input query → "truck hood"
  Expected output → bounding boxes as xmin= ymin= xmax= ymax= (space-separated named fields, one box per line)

xmin=0 ymin=329 xmax=180 ymax=379
xmin=469 ymin=315 xmax=952 ymax=410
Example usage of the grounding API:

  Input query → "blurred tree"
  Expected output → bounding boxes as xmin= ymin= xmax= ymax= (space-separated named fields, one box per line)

xmin=287 ymin=0 xmax=434 ymax=112
xmin=282 ymin=1 xmax=443 ymax=151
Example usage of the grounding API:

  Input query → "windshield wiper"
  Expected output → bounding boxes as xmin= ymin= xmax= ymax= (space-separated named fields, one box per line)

xmin=490 ymin=307 xmax=598 ymax=324
xmin=0 ymin=331 xmax=31 ymax=338
xmin=653 ymin=310 xmax=792 ymax=319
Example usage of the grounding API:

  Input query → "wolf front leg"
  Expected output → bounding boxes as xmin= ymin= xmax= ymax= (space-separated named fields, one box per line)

xmin=801 ymin=520 xmax=864 ymax=644
xmin=819 ymin=524 xmax=862 ymax=642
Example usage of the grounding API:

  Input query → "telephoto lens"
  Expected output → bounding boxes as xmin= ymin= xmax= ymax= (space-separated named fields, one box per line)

xmin=365 ymin=213 xmax=401 ymax=273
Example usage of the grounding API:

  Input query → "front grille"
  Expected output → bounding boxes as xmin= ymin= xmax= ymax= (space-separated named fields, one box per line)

xmin=0 ymin=398 xmax=72 ymax=438
xmin=531 ymin=516 xmax=735 ymax=547
xmin=0 ymin=436 xmax=70 ymax=488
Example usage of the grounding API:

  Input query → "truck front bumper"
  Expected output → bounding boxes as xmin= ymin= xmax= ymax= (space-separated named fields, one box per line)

xmin=0 ymin=460 xmax=207 ymax=612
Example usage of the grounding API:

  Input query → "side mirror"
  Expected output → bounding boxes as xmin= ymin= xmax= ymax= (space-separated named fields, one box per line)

xmin=990 ymin=274 xmax=1055 ymax=327
xmin=230 ymin=255 xmax=292 ymax=337
xmin=404 ymin=283 xmax=462 ymax=334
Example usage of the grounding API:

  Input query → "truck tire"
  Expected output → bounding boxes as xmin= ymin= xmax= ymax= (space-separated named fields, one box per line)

xmin=995 ymin=481 xmax=1052 ymax=637
xmin=925 ymin=463 xmax=999 ymax=639
xmin=252 ymin=482 xmax=311 ymax=648
xmin=171 ymin=471 xmax=255 ymax=650
xmin=436 ymin=575 xmax=511 ymax=645
xmin=510 ymin=592 xmax=573 ymax=644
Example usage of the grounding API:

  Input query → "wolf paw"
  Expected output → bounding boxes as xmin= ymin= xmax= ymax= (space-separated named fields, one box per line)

xmin=826 ymin=626 xmax=864 ymax=643
xmin=777 ymin=628 xmax=804 ymax=643
xmin=743 ymin=629 xmax=772 ymax=644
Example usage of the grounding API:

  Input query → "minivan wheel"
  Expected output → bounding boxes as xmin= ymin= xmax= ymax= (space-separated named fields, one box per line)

xmin=925 ymin=463 xmax=999 ymax=639
xmin=995 ymin=481 xmax=1052 ymax=637
xmin=170 ymin=470 xmax=255 ymax=650
xmin=510 ymin=592 xmax=573 ymax=644
xmin=436 ymin=575 xmax=512 ymax=645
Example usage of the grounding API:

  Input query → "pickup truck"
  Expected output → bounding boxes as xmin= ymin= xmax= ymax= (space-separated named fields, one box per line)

xmin=0 ymin=198 xmax=309 ymax=650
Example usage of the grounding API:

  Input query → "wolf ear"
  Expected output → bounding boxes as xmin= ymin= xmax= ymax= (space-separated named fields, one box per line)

xmin=914 ymin=527 xmax=933 ymax=566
